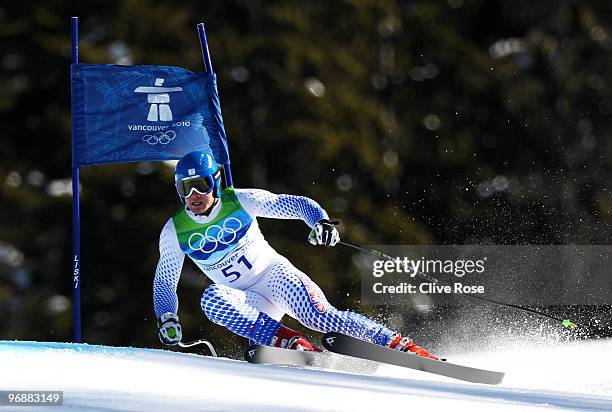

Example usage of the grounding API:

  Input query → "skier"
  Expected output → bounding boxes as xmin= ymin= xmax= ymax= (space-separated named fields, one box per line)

xmin=153 ymin=150 xmax=438 ymax=359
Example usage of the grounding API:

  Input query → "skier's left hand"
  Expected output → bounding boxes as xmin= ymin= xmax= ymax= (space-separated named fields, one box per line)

xmin=157 ymin=312 xmax=182 ymax=346
xmin=308 ymin=219 xmax=340 ymax=246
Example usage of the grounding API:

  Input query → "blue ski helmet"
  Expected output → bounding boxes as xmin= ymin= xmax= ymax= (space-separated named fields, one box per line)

xmin=175 ymin=151 xmax=222 ymax=198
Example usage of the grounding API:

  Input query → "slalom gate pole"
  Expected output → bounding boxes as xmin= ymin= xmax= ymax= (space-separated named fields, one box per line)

xmin=339 ymin=241 xmax=580 ymax=330
xmin=70 ymin=16 xmax=82 ymax=343
xmin=196 ymin=22 xmax=234 ymax=188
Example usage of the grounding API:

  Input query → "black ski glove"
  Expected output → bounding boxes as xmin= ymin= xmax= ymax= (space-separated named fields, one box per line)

xmin=308 ymin=219 xmax=340 ymax=246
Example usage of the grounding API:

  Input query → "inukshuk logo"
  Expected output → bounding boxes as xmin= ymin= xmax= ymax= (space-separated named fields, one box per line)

xmin=134 ymin=78 xmax=181 ymax=121
xmin=131 ymin=78 xmax=190 ymax=145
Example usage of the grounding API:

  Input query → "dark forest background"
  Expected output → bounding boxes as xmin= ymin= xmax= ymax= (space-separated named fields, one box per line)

xmin=1 ymin=0 xmax=611 ymax=357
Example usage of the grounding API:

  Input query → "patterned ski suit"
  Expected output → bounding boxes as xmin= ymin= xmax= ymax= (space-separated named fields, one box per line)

xmin=153 ymin=187 xmax=394 ymax=346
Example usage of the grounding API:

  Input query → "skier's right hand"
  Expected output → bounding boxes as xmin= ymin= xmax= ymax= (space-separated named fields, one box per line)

xmin=157 ymin=312 xmax=182 ymax=346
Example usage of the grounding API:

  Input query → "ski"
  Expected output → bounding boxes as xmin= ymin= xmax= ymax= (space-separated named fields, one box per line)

xmin=245 ymin=344 xmax=322 ymax=368
xmin=322 ymin=332 xmax=505 ymax=385
xmin=244 ymin=344 xmax=379 ymax=374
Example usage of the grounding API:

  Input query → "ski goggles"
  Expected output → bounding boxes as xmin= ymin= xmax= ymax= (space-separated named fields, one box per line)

xmin=175 ymin=173 xmax=219 ymax=198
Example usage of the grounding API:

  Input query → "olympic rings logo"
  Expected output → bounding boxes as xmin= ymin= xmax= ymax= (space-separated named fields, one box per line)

xmin=142 ymin=130 xmax=176 ymax=145
xmin=188 ymin=217 xmax=243 ymax=253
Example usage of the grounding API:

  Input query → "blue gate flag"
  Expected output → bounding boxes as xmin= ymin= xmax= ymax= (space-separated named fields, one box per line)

xmin=71 ymin=64 xmax=229 ymax=166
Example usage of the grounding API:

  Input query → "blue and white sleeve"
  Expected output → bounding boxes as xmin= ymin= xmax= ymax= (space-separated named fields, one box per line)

xmin=235 ymin=188 xmax=329 ymax=228
xmin=153 ymin=219 xmax=185 ymax=319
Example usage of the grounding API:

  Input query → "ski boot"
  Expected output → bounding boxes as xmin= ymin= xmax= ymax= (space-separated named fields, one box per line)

xmin=271 ymin=325 xmax=322 ymax=352
xmin=388 ymin=333 xmax=439 ymax=360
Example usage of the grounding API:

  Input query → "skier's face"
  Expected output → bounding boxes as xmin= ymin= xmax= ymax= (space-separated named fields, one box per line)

xmin=185 ymin=190 xmax=215 ymax=215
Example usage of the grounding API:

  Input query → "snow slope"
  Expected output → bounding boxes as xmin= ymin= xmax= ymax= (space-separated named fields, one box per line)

xmin=1 ymin=339 xmax=611 ymax=411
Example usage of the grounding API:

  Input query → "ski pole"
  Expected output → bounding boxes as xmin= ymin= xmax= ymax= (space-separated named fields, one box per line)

xmin=178 ymin=339 xmax=218 ymax=357
xmin=339 ymin=240 xmax=578 ymax=330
